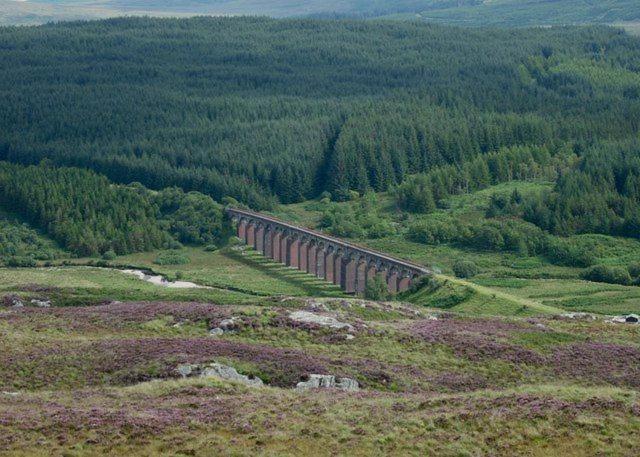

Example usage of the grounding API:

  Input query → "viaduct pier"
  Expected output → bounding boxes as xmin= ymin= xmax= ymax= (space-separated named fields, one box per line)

xmin=226 ymin=207 xmax=430 ymax=294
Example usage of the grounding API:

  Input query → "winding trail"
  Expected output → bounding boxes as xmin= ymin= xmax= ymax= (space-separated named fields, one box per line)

xmin=436 ymin=274 xmax=564 ymax=315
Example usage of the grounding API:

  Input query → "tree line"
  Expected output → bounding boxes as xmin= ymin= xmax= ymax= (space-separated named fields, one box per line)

xmin=395 ymin=143 xmax=576 ymax=213
xmin=512 ymin=140 xmax=640 ymax=239
xmin=0 ymin=162 xmax=228 ymax=257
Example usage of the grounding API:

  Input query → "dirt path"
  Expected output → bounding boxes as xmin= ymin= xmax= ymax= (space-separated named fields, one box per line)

xmin=436 ymin=274 xmax=564 ymax=315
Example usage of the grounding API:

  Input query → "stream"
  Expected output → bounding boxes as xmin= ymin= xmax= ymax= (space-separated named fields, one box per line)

xmin=119 ymin=269 xmax=212 ymax=289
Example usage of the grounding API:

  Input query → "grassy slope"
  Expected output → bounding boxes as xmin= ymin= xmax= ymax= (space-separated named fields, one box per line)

xmin=3 ymin=382 xmax=638 ymax=456
xmin=1 ymin=291 xmax=639 ymax=455
xmin=274 ymin=181 xmax=640 ymax=316
xmin=0 ymin=245 xmax=344 ymax=307
xmin=0 ymin=265 xmax=253 ymax=305
xmin=118 ymin=247 xmax=344 ymax=298
xmin=0 ymin=187 xmax=638 ymax=455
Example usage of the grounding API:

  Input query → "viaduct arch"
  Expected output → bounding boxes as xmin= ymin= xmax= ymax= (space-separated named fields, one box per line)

xmin=226 ymin=207 xmax=430 ymax=294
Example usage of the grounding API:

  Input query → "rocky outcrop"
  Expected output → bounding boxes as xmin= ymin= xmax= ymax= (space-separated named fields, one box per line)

xmin=296 ymin=374 xmax=359 ymax=392
xmin=282 ymin=296 xmax=425 ymax=319
xmin=30 ymin=299 xmax=51 ymax=308
xmin=218 ymin=317 xmax=240 ymax=331
xmin=176 ymin=362 xmax=263 ymax=387
xmin=607 ymin=314 xmax=639 ymax=324
xmin=559 ymin=312 xmax=597 ymax=321
xmin=208 ymin=316 xmax=242 ymax=336
xmin=2 ymin=294 xmax=23 ymax=307
xmin=288 ymin=311 xmax=354 ymax=331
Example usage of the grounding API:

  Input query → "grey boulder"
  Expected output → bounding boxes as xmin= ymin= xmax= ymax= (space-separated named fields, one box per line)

xmin=289 ymin=311 xmax=354 ymax=331
xmin=608 ymin=314 xmax=639 ymax=324
xmin=30 ymin=299 xmax=51 ymax=308
xmin=176 ymin=362 xmax=263 ymax=387
xmin=201 ymin=363 xmax=264 ymax=387
xmin=296 ymin=374 xmax=359 ymax=392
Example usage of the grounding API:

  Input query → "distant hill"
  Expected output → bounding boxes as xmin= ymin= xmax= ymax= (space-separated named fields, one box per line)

xmin=403 ymin=0 xmax=640 ymax=27
xmin=1 ymin=0 xmax=639 ymax=26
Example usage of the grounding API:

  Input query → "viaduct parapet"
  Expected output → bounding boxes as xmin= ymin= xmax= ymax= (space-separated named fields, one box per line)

xmin=226 ymin=207 xmax=430 ymax=294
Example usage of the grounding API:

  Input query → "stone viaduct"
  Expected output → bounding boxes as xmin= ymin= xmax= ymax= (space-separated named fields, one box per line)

xmin=226 ymin=207 xmax=430 ymax=294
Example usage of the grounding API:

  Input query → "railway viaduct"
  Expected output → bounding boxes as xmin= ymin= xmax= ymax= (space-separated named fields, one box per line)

xmin=226 ymin=207 xmax=430 ymax=294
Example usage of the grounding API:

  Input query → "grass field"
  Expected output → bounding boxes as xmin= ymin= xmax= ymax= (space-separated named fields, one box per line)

xmin=118 ymin=247 xmax=344 ymax=298
xmin=272 ymin=180 xmax=640 ymax=316
xmin=0 ymin=265 xmax=253 ymax=306
xmin=0 ymin=245 xmax=345 ymax=307
xmin=475 ymin=277 xmax=640 ymax=315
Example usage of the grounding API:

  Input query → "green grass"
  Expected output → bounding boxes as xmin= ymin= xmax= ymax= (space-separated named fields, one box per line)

xmin=0 ymin=265 xmax=253 ymax=305
xmin=0 ymin=241 xmax=346 ymax=306
xmin=118 ymin=246 xmax=344 ymax=298
xmin=274 ymin=180 xmax=640 ymax=315
xmin=403 ymin=274 xmax=563 ymax=317
xmin=475 ymin=278 xmax=640 ymax=315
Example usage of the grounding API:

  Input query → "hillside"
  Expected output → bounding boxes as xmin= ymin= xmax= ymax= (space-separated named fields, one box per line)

xmin=271 ymin=178 xmax=640 ymax=316
xmin=1 ymin=0 xmax=639 ymax=26
xmin=1 ymin=245 xmax=639 ymax=455
xmin=0 ymin=15 xmax=639 ymax=455
xmin=1 ymin=18 xmax=639 ymax=209
xmin=397 ymin=0 xmax=640 ymax=27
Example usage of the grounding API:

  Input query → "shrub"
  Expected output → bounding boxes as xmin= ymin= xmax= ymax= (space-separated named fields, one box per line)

xmin=406 ymin=275 xmax=439 ymax=294
xmin=364 ymin=219 xmax=395 ymax=239
xmin=544 ymin=239 xmax=595 ymax=267
xmin=221 ymin=196 xmax=239 ymax=207
xmin=102 ymin=250 xmax=117 ymax=261
xmin=395 ymin=175 xmax=436 ymax=213
xmin=5 ymin=256 xmax=37 ymax=267
xmin=364 ymin=275 xmax=390 ymax=301
xmin=155 ymin=188 xmax=229 ymax=246
xmin=407 ymin=220 xmax=457 ymax=245
xmin=227 ymin=236 xmax=243 ymax=246
xmin=319 ymin=205 xmax=364 ymax=238
xmin=203 ymin=244 xmax=218 ymax=252
xmin=153 ymin=251 xmax=190 ymax=265
xmin=471 ymin=225 xmax=504 ymax=251
xmin=453 ymin=260 xmax=479 ymax=278
xmin=167 ymin=239 xmax=184 ymax=250
xmin=582 ymin=265 xmax=632 ymax=285
xmin=628 ymin=262 xmax=640 ymax=279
